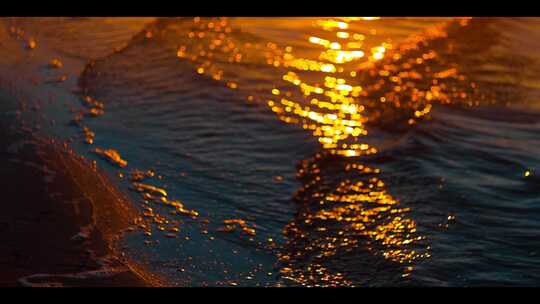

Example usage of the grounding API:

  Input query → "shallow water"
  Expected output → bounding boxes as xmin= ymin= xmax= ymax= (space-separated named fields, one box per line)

xmin=1 ymin=17 xmax=540 ymax=286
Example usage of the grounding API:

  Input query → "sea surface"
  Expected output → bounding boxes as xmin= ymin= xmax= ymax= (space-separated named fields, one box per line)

xmin=1 ymin=17 xmax=540 ymax=286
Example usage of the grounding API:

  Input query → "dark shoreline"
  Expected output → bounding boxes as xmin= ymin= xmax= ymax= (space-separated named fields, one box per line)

xmin=0 ymin=95 xmax=162 ymax=287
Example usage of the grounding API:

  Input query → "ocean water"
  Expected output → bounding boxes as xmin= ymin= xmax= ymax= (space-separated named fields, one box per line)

xmin=1 ymin=17 xmax=540 ymax=287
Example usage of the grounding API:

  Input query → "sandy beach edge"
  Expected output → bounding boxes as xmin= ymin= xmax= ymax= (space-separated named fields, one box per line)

xmin=0 ymin=90 xmax=166 ymax=287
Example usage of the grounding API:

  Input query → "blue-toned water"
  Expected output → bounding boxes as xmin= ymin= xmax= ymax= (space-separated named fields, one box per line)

xmin=1 ymin=17 xmax=540 ymax=286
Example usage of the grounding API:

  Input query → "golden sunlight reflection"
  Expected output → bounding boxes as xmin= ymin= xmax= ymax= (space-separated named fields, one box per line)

xmin=277 ymin=152 xmax=429 ymax=286
xmin=269 ymin=25 xmax=377 ymax=156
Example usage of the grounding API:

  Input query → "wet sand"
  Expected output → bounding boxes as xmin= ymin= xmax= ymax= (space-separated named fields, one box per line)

xmin=0 ymin=93 xmax=160 ymax=287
